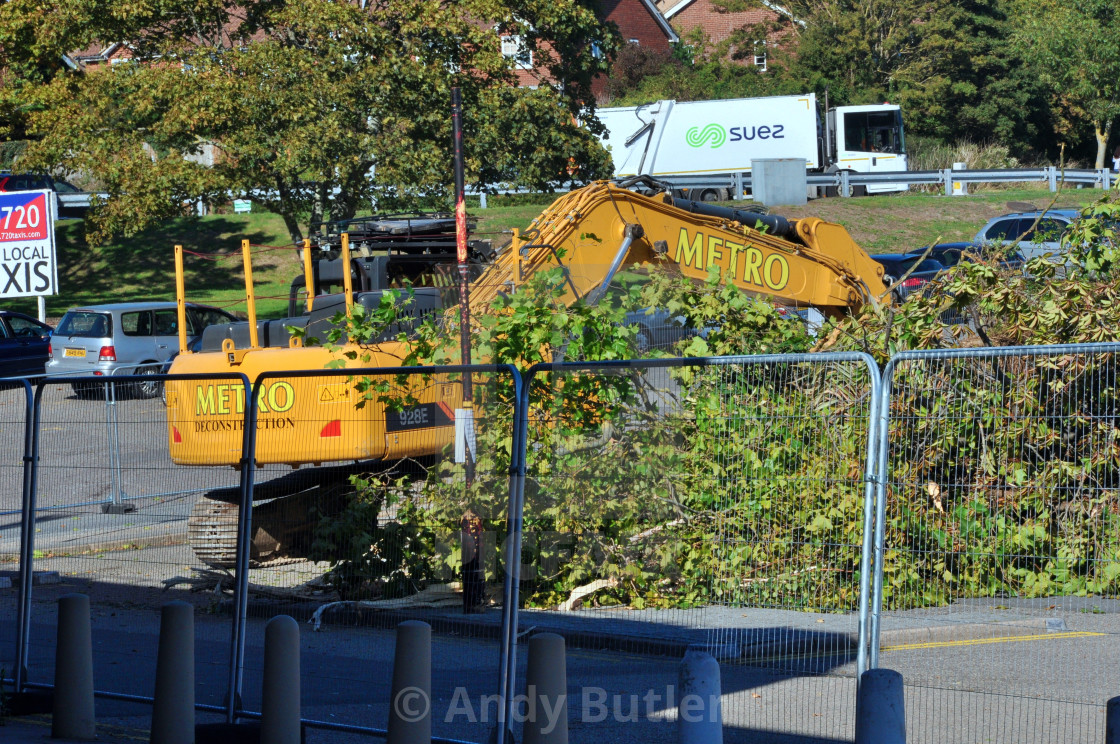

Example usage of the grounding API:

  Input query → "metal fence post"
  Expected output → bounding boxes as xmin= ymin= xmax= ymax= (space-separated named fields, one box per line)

xmin=942 ymin=168 xmax=952 ymax=197
xmin=14 ymin=379 xmax=38 ymax=692
xmin=103 ymin=369 xmax=132 ymax=513
xmin=855 ymin=357 xmax=885 ymax=685
xmin=1048 ymin=165 xmax=1058 ymax=191
xmin=869 ymin=357 xmax=897 ymax=669
xmin=495 ymin=367 xmax=528 ymax=744
xmin=841 ymin=169 xmax=851 ymax=198
xmin=226 ymin=373 xmax=257 ymax=723
xmin=734 ymin=172 xmax=744 ymax=201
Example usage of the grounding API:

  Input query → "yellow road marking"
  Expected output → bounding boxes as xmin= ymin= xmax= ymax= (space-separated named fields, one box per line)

xmin=883 ymin=631 xmax=1106 ymax=653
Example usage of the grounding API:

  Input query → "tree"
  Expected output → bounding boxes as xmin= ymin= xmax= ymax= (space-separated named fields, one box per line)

xmin=0 ymin=0 xmax=618 ymax=244
xmin=888 ymin=0 xmax=1047 ymax=153
xmin=717 ymin=0 xmax=927 ymax=104
xmin=1011 ymin=0 xmax=1120 ymax=167
xmin=709 ymin=0 xmax=1048 ymax=155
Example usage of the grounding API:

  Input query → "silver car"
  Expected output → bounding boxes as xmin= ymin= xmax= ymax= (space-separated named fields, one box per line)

xmin=45 ymin=301 xmax=237 ymax=398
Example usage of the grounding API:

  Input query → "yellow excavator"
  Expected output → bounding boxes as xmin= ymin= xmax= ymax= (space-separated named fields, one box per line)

xmin=165 ymin=178 xmax=888 ymax=566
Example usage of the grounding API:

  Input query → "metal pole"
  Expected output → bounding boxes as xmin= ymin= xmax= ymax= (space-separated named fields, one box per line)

xmin=452 ymin=87 xmax=474 ymax=438
xmin=109 ymin=369 xmax=125 ymax=509
xmin=495 ymin=369 xmax=529 ymax=744
xmin=14 ymin=380 xmax=37 ymax=691
xmin=869 ymin=358 xmax=897 ymax=668
xmin=302 ymin=238 xmax=314 ymax=312
xmin=452 ymin=88 xmax=480 ymax=616
xmin=226 ymin=374 xmax=258 ymax=722
xmin=855 ymin=356 xmax=884 ymax=689
xmin=104 ymin=371 xmax=122 ymax=510
xmin=242 ymin=239 xmax=259 ymax=349
xmin=341 ymin=233 xmax=353 ymax=317
xmin=175 ymin=245 xmax=188 ymax=356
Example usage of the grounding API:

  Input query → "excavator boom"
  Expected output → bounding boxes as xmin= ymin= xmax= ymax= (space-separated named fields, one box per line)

xmin=470 ymin=181 xmax=887 ymax=314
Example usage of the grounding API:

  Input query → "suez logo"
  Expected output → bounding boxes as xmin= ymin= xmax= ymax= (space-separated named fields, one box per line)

xmin=674 ymin=228 xmax=790 ymax=292
xmin=685 ymin=122 xmax=786 ymax=149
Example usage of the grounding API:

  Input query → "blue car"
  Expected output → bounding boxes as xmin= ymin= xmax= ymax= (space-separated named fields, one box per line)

xmin=0 ymin=310 xmax=53 ymax=378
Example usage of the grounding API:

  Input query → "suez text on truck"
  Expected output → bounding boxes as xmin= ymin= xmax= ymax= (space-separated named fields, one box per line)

xmin=162 ymin=178 xmax=889 ymax=567
xmin=595 ymin=93 xmax=908 ymax=197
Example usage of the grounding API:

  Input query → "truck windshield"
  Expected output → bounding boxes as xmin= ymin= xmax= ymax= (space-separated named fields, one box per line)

xmin=843 ymin=110 xmax=905 ymax=155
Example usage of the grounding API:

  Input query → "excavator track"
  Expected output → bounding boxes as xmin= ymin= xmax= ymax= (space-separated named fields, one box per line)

xmin=188 ymin=496 xmax=242 ymax=568
xmin=187 ymin=460 xmax=432 ymax=569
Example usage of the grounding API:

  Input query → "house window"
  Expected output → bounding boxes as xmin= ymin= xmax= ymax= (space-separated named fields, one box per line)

xmin=628 ymin=38 xmax=641 ymax=45
xmin=590 ymin=41 xmax=604 ymax=59
xmin=753 ymin=41 xmax=767 ymax=72
xmin=501 ymin=35 xmax=533 ymax=69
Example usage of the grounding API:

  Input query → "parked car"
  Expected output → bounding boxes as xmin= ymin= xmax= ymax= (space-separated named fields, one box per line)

xmin=973 ymin=209 xmax=1082 ymax=263
xmin=45 ymin=301 xmax=238 ymax=398
xmin=624 ymin=307 xmax=704 ymax=353
xmin=0 ymin=171 xmax=93 ymax=218
xmin=870 ymin=253 xmax=950 ymax=301
xmin=0 ymin=310 xmax=53 ymax=378
xmin=918 ymin=241 xmax=1024 ymax=269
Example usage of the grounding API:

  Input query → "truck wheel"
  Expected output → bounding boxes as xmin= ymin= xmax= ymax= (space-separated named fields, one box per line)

xmin=697 ymin=188 xmax=723 ymax=202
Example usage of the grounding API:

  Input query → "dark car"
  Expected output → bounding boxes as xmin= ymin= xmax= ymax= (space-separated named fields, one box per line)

xmin=0 ymin=171 xmax=90 ymax=218
xmin=920 ymin=241 xmax=1024 ymax=269
xmin=0 ymin=310 xmax=53 ymax=378
xmin=871 ymin=253 xmax=949 ymax=301
xmin=625 ymin=307 xmax=704 ymax=353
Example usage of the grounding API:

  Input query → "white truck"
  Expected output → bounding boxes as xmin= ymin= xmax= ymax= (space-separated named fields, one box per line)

xmin=596 ymin=93 xmax=908 ymax=200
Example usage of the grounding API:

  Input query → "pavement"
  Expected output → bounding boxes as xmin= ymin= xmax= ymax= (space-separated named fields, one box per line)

xmin=1 ymin=715 xmax=147 ymax=744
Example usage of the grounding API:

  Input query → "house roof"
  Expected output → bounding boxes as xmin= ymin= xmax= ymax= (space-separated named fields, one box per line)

xmin=636 ymin=0 xmax=680 ymax=42
xmin=661 ymin=0 xmax=800 ymax=24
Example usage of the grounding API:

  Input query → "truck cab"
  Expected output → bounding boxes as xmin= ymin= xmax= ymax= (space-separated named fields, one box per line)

xmin=827 ymin=104 xmax=908 ymax=193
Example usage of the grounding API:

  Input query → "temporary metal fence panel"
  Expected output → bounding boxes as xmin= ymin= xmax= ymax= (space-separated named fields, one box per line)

xmin=14 ymin=372 xmax=249 ymax=712
xmin=512 ymin=354 xmax=880 ymax=744
xmin=0 ymin=378 xmax=32 ymax=685
xmin=873 ymin=344 xmax=1120 ymax=744
xmin=230 ymin=365 xmax=520 ymax=743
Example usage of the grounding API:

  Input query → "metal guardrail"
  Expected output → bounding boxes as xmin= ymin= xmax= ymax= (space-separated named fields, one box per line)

xmin=471 ymin=167 xmax=1115 ymax=206
xmin=650 ymin=166 xmax=1114 ymax=200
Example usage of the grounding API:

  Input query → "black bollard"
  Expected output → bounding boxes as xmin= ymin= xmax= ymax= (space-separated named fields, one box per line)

xmin=855 ymin=668 xmax=906 ymax=744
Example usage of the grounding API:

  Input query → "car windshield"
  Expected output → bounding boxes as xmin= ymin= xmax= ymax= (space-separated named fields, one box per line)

xmin=56 ymin=311 xmax=111 ymax=338
xmin=878 ymin=257 xmax=944 ymax=275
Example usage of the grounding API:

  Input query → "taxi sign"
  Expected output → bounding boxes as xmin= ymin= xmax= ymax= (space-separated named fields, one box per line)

xmin=0 ymin=189 xmax=57 ymax=298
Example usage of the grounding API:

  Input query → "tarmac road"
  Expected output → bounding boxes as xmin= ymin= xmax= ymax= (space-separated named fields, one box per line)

xmin=2 ymin=540 xmax=1120 ymax=743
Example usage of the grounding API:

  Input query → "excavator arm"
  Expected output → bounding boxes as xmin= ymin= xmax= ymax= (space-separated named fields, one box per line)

xmin=470 ymin=180 xmax=889 ymax=315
